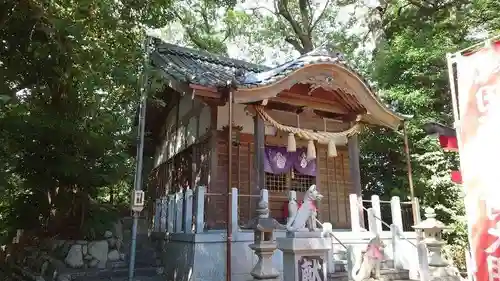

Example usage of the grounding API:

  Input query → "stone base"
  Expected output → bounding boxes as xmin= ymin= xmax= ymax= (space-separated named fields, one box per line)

xmin=278 ymin=235 xmax=332 ymax=252
xmin=429 ymin=265 xmax=464 ymax=281
xmin=249 ymin=242 xmax=280 ymax=280
xmin=277 ymin=235 xmax=332 ymax=281
xmin=286 ymin=231 xmax=323 ymax=239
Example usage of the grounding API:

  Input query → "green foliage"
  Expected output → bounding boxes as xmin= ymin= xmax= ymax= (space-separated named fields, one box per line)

xmin=166 ymin=0 xmax=247 ymax=54
xmin=362 ymin=1 xmax=469 ymax=246
xmin=360 ymin=0 xmax=500 ymax=257
xmin=81 ymin=203 xmax=121 ymax=241
xmin=0 ymin=0 xmax=172 ymax=241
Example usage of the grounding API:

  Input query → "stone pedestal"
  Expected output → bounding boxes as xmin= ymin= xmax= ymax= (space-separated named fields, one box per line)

xmin=277 ymin=232 xmax=332 ymax=281
xmin=249 ymin=242 xmax=280 ymax=279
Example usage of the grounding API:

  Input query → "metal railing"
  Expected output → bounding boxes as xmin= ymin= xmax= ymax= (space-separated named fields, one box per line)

xmin=203 ymin=192 xmax=288 ymax=229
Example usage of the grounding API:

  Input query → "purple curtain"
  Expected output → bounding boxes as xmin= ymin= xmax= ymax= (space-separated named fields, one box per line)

xmin=263 ymin=146 xmax=316 ymax=176
xmin=264 ymin=146 xmax=294 ymax=174
xmin=293 ymin=148 xmax=316 ymax=176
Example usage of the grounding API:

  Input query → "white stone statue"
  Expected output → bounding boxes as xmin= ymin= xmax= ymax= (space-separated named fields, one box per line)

xmin=351 ymin=235 xmax=385 ymax=281
xmin=287 ymin=190 xmax=298 ymax=224
xmin=286 ymin=185 xmax=323 ymax=232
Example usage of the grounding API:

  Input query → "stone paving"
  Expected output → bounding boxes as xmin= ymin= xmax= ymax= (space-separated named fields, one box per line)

xmin=89 ymin=277 xmax=165 ymax=281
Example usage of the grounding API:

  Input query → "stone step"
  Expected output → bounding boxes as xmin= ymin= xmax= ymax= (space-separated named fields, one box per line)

xmin=72 ymin=266 xmax=161 ymax=280
xmin=328 ymin=268 xmax=410 ymax=281
xmin=75 ymin=276 xmax=165 ymax=281
xmin=133 ymin=249 xmax=160 ymax=267
xmin=121 ymin=236 xmax=160 ymax=267
xmin=333 ymin=260 xmax=348 ymax=272
xmin=332 ymin=259 xmax=395 ymax=272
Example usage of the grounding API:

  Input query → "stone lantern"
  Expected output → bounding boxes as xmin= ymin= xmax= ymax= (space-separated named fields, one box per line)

xmin=412 ymin=207 xmax=448 ymax=267
xmin=413 ymin=207 xmax=463 ymax=281
xmin=243 ymin=196 xmax=285 ymax=280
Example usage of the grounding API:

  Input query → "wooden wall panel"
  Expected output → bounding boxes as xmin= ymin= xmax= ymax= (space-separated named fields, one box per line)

xmin=213 ymin=132 xmax=354 ymax=230
xmin=317 ymin=145 xmax=352 ymax=229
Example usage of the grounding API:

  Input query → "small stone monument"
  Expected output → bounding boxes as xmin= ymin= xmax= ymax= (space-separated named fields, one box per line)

xmin=413 ymin=207 xmax=463 ymax=281
xmin=243 ymin=191 xmax=285 ymax=280
xmin=277 ymin=185 xmax=331 ymax=281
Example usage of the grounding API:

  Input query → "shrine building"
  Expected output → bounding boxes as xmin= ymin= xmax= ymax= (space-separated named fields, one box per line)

xmin=143 ymin=39 xmax=407 ymax=229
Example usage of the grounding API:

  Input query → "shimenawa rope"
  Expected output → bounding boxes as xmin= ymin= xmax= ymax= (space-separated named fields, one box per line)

xmin=253 ymin=105 xmax=361 ymax=143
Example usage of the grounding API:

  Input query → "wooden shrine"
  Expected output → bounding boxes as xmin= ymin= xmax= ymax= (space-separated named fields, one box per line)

xmin=144 ymin=40 xmax=405 ymax=230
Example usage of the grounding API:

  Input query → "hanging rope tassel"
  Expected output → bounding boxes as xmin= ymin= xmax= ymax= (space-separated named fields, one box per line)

xmin=287 ymin=133 xmax=296 ymax=152
xmin=328 ymin=139 xmax=337 ymax=158
xmin=307 ymin=140 xmax=316 ymax=161
xmin=324 ymin=118 xmax=337 ymax=158
xmin=287 ymin=114 xmax=299 ymax=152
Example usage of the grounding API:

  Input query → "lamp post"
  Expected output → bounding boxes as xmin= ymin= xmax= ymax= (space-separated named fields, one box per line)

xmin=128 ymin=34 xmax=151 ymax=281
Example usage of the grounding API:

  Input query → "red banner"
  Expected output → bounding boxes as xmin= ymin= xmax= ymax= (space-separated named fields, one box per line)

xmin=456 ymin=41 xmax=500 ymax=281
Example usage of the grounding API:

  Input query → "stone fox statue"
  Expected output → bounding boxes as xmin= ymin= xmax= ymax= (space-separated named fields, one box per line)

xmin=351 ymin=235 xmax=385 ymax=281
xmin=286 ymin=184 xmax=323 ymax=231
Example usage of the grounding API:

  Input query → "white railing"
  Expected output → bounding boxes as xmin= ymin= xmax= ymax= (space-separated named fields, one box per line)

xmin=348 ymin=194 xmax=418 ymax=233
xmin=153 ymin=186 xmax=207 ymax=234
xmin=153 ymin=187 xmax=417 ymax=235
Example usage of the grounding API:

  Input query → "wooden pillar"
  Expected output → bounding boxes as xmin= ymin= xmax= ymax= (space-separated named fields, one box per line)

xmin=254 ymin=115 xmax=265 ymax=189
xmin=348 ymin=134 xmax=364 ymax=227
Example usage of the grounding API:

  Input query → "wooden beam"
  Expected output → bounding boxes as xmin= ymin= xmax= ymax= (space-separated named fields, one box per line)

xmin=254 ymin=115 xmax=265 ymax=190
xmin=264 ymin=101 xmax=302 ymax=113
xmin=313 ymin=110 xmax=358 ymax=122
xmin=286 ymin=83 xmax=363 ymax=112
xmin=274 ymin=91 xmax=350 ymax=114
xmin=189 ymin=83 xmax=363 ymax=116
xmin=348 ymin=134 xmax=365 ymax=228
xmin=197 ymin=96 xmax=226 ymax=106
xmin=189 ymin=84 xmax=222 ymax=99
xmin=263 ymin=100 xmax=356 ymax=122
xmin=194 ymin=89 xmax=222 ymax=99
xmin=348 ymin=135 xmax=362 ymax=196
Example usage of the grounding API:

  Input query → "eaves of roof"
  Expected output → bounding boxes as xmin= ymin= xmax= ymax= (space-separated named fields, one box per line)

xmin=150 ymin=38 xmax=406 ymax=129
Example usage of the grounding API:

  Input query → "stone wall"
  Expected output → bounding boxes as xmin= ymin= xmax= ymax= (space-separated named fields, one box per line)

xmin=157 ymin=230 xmax=419 ymax=281
xmin=2 ymin=218 xmax=154 ymax=281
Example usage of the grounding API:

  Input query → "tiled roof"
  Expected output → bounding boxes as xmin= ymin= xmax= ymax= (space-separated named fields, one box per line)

xmin=151 ymin=41 xmax=269 ymax=87
xmin=151 ymin=40 xmax=352 ymax=89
